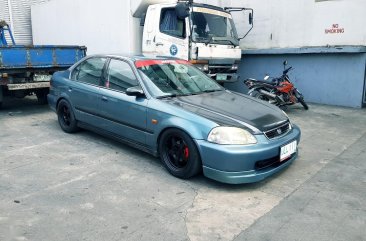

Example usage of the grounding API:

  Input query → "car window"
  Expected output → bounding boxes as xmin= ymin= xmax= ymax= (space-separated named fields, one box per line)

xmin=106 ymin=59 xmax=138 ymax=92
xmin=72 ymin=57 xmax=106 ymax=85
xmin=160 ymin=8 xmax=186 ymax=38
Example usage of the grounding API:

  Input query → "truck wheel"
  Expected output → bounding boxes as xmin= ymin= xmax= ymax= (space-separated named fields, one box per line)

xmin=57 ymin=99 xmax=79 ymax=133
xmin=36 ymin=89 xmax=49 ymax=104
xmin=159 ymin=128 xmax=202 ymax=179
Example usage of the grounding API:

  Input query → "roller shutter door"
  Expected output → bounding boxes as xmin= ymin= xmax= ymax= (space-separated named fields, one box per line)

xmin=1 ymin=0 xmax=50 ymax=45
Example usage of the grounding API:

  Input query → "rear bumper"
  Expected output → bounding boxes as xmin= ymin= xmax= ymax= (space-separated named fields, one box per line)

xmin=47 ymin=93 xmax=57 ymax=112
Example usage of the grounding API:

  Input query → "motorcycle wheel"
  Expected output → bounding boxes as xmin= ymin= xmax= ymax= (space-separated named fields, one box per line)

xmin=299 ymin=97 xmax=309 ymax=110
xmin=295 ymin=90 xmax=309 ymax=110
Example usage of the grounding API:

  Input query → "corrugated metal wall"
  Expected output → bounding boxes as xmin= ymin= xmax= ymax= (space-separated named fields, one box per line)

xmin=0 ymin=0 xmax=11 ymax=43
xmin=0 ymin=0 xmax=50 ymax=45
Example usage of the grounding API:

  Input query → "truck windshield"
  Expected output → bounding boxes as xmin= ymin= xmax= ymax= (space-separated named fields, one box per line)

xmin=135 ymin=60 xmax=223 ymax=98
xmin=191 ymin=8 xmax=239 ymax=46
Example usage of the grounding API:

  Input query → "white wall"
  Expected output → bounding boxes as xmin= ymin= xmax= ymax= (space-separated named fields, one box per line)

xmin=31 ymin=0 xmax=142 ymax=55
xmin=222 ymin=0 xmax=366 ymax=49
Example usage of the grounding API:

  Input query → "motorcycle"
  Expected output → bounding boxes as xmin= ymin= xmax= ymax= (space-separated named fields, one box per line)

xmin=244 ymin=61 xmax=309 ymax=110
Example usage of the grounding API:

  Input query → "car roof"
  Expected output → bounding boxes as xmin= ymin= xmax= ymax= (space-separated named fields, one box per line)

xmin=86 ymin=54 xmax=181 ymax=62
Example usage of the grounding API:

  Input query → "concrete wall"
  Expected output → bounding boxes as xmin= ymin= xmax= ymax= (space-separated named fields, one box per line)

xmin=31 ymin=0 xmax=144 ymax=55
xmin=225 ymin=47 xmax=366 ymax=108
xmin=221 ymin=0 xmax=366 ymax=50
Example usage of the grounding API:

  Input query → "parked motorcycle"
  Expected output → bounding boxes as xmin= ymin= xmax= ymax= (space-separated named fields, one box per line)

xmin=244 ymin=61 xmax=309 ymax=110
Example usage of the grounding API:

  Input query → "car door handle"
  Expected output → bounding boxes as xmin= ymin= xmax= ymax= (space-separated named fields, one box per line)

xmin=156 ymin=42 xmax=164 ymax=46
xmin=101 ymin=96 xmax=108 ymax=102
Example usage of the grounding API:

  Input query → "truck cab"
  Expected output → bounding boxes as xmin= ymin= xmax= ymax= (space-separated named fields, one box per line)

xmin=142 ymin=2 xmax=248 ymax=83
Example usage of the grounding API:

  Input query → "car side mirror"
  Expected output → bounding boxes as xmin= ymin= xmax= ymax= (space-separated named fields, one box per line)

xmin=283 ymin=60 xmax=288 ymax=66
xmin=126 ymin=86 xmax=145 ymax=97
xmin=264 ymin=75 xmax=270 ymax=81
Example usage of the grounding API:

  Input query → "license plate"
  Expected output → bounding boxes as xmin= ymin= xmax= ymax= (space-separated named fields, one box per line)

xmin=280 ymin=140 xmax=297 ymax=161
xmin=216 ymin=74 xmax=227 ymax=81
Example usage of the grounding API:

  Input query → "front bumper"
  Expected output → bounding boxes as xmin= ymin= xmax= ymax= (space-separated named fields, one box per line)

xmin=195 ymin=125 xmax=301 ymax=184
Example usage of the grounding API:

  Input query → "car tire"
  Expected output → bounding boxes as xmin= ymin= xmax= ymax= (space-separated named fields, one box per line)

xmin=57 ymin=99 xmax=79 ymax=133
xmin=159 ymin=128 xmax=202 ymax=179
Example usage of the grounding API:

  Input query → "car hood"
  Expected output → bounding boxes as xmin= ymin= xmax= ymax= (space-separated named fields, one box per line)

xmin=162 ymin=90 xmax=288 ymax=133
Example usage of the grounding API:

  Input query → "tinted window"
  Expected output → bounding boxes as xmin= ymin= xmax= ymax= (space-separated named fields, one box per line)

xmin=106 ymin=59 xmax=138 ymax=92
xmin=160 ymin=8 xmax=186 ymax=38
xmin=136 ymin=60 xmax=222 ymax=98
xmin=72 ymin=57 xmax=106 ymax=85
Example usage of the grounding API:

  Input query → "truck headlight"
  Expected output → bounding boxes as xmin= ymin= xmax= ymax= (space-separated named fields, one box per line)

xmin=207 ymin=127 xmax=257 ymax=145
xmin=231 ymin=64 xmax=238 ymax=71
xmin=197 ymin=64 xmax=209 ymax=72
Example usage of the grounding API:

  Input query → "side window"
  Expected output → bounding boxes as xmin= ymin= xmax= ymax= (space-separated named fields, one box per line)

xmin=72 ymin=57 xmax=106 ymax=85
xmin=71 ymin=65 xmax=80 ymax=80
xmin=106 ymin=59 xmax=138 ymax=92
xmin=159 ymin=8 xmax=186 ymax=38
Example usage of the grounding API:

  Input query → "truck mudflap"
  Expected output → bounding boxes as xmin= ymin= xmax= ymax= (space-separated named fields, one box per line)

xmin=7 ymin=82 xmax=49 ymax=90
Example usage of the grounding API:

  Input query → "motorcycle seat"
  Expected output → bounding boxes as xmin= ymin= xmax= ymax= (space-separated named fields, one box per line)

xmin=252 ymin=79 xmax=278 ymax=85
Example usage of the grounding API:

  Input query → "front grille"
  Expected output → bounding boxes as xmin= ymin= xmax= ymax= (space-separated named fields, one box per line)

xmin=255 ymin=153 xmax=294 ymax=170
xmin=264 ymin=122 xmax=291 ymax=139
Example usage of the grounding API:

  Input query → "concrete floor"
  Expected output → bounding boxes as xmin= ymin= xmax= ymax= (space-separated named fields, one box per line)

xmin=0 ymin=96 xmax=365 ymax=241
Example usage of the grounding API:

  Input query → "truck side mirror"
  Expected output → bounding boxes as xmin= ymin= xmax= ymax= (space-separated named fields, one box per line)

xmin=249 ymin=13 xmax=253 ymax=25
xmin=175 ymin=3 xmax=190 ymax=20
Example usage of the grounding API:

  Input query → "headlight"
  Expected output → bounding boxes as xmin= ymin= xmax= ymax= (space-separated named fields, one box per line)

xmin=197 ymin=64 xmax=209 ymax=72
xmin=231 ymin=64 xmax=238 ymax=71
xmin=207 ymin=127 xmax=257 ymax=145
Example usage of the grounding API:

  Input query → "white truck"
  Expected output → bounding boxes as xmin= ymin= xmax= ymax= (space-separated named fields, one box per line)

xmin=32 ymin=0 xmax=253 ymax=83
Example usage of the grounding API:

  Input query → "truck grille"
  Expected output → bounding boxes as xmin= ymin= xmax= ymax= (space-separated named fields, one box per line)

xmin=264 ymin=122 xmax=291 ymax=139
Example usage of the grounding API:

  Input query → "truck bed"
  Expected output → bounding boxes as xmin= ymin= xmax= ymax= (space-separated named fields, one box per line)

xmin=0 ymin=45 xmax=86 ymax=72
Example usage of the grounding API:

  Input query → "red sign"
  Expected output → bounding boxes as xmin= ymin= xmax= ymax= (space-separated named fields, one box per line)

xmin=325 ymin=24 xmax=344 ymax=34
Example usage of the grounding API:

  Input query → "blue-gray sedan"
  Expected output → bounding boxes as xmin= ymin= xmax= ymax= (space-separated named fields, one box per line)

xmin=48 ymin=55 xmax=301 ymax=184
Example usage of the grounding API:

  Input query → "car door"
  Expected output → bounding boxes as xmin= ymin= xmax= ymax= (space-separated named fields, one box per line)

xmin=68 ymin=57 xmax=107 ymax=126
xmin=98 ymin=58 xmax=148 ymax=145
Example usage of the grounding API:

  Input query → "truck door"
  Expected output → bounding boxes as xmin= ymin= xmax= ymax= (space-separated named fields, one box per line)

xmin=149 ymin=7 xmax=189 ymax=60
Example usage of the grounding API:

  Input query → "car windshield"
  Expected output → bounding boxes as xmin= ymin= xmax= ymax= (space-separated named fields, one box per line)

xmin=191 ymin=8 xmax=239 ymax=46
xmin=136 ymin=60 xmax=223 ymax=98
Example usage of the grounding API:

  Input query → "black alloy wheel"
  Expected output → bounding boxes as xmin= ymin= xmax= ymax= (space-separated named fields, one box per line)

xmin=159 ymin=129 xmax=202 ymax=179
xmin=57 ymin=99 xmax=79 ymax=133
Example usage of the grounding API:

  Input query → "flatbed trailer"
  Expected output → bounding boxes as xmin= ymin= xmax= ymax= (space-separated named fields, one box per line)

xmin=0 ymin=45 xmax=86 ymax=107
xmin=0 ymin=21 xmax=86 ymax=107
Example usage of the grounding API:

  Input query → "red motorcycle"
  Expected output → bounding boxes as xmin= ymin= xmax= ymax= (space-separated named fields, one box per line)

xmin=244 ymin=61 xmax=308 ymax=110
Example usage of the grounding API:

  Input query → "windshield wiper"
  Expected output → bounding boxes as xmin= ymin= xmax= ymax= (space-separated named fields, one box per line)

xmin=202 ymin=89 xmax=222 ymax=93
xmin=211 ymin=37 xmax=239 ymax=46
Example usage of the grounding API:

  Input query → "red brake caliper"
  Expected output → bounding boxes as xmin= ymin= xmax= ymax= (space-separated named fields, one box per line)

xmin=183 ymin=146 xmax=189 ymax=159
